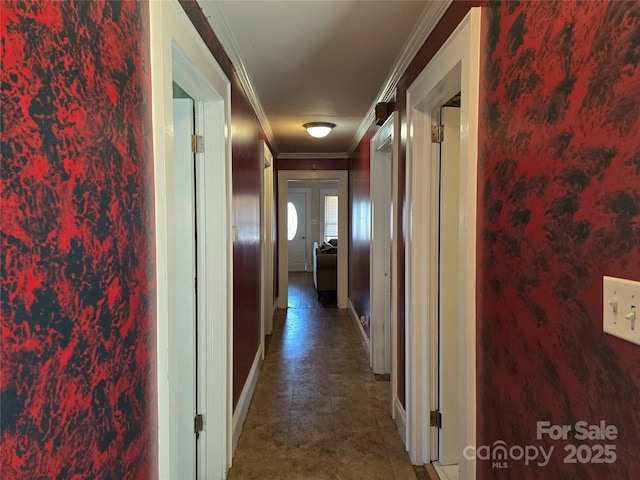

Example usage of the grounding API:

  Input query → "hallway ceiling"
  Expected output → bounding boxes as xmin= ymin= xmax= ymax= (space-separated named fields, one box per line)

xmin=198 ymin=0 xmax=450 ymax=159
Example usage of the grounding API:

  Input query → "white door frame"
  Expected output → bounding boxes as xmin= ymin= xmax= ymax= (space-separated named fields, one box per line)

xmin=287 ymin=187 xmax=312 ymax=272
xmin=405 ymin=8 xmax=481 ymax=479
xmin=260 ymin=141 xmax=275 ymax=346
xmin=278 ymin=170 xmax=349 ymax=309
xmin=370 ymin=113 xmax=399 ymax=377
xmin=150 ymin=1 xmax=233 ymax=478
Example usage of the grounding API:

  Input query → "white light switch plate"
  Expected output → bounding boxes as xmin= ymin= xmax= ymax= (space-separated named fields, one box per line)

xmin=603 ymin=276 xmax=640 ymax=345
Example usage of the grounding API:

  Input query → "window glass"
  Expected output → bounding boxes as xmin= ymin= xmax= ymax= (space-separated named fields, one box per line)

xmin=324 ymin=195 xmax=338 ymax=242
xmin=287 ymin=202 xmax=298 ymax=241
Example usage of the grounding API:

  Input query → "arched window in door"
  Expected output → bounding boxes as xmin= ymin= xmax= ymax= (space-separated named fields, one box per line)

xmin=287 ymin=201 xmax=298 ymax=241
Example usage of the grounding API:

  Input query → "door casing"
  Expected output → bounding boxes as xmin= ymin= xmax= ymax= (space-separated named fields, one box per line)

xmin=150 ymin=1 xmax=233 ymax=477
xmin=405 ymin=8 xmax=481 ymax=479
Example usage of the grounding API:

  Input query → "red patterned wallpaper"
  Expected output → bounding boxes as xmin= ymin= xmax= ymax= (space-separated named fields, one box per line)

xmin=1 ymin=1 xmax=156 ymax=478
xmin=477 ymin=2 xmax=640 ymax=478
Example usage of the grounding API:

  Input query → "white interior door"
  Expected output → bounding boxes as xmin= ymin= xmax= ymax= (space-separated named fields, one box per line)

xmin=287 ymin=191 xmax=308 ymax=272
xmin=173 ymin=98 xmax=197 ymax=478
xmin=437 ymin=105 xmax=461 ymax=467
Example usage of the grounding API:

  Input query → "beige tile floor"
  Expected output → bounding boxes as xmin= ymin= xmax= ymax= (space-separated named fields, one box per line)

xmin=228 ymin=273 xmax=419 ymax=480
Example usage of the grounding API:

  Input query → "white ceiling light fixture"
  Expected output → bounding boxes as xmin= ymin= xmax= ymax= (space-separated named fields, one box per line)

xmin=304 ymin=122 xmax=336 ymax=138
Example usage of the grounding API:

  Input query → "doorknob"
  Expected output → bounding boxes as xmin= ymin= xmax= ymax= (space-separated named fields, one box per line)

xmin=302 ymin=236 xmax=306 ymax=239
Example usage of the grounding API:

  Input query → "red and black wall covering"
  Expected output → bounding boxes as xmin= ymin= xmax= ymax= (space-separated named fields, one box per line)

xmin=1 ymin=1 xmax=156 ymax=478
xmin=477 ymin=2 xmax=640 ymax=478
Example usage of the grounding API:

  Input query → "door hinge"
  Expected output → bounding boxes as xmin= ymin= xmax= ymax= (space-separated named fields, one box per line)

xmin=194 ymin=413 xmax=204 ymax=436
xmin=430 ymin=410 xmax=442 ymax=429
xmin=431 ymin=124 xmax=444 ymax=143
xmin=191 ymin=135 xmax=204 ymax=153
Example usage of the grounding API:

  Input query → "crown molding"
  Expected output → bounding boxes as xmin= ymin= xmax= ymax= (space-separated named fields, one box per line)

xmin=278 ymin=152 xmax=349 ymax=160
xmin=346 ymin=0 xmax=453 ymax=156
xmin=197 ymin=0 xmax=278 ymax=156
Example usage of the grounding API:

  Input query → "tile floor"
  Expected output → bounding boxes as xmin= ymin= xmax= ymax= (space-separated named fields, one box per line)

xmin=227 ymin=273 xmax=419 ymax=480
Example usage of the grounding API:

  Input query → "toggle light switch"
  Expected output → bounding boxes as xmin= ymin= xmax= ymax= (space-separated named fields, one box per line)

xmin=625 ymin=306 xmax=636 ymax=331
xmin=603 ymin=276 xmax=640 ymax=345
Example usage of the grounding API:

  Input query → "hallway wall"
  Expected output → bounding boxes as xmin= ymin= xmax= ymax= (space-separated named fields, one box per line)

xmin=278 ymin=157 xmax=349 ymax=171
xmin=477 ymin=2 xmax=640 ymax=478
xmin=1 ymin=1 xmax=156 ymax=478
xmin=349 ymin=125 xmax=374 ymax=337
xmin=179 ymin=1 xmax=273 ymax=410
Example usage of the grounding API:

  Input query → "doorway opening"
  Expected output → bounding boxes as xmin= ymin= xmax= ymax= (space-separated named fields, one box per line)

xmin=150 ymin=2 xmax=232 ymax=478
xmin=431 ymin=98 xmax=462 ymax=478
xmin=370 ymin=112 xmax=404 ymax=448
xmin=171 ymin=86 xmax=200 ymax=477
xmin=405 ymin=9 xmax=481 ymax=480
xmin=278 ymin=171 xmax=349 ymax=310
xmin=286 ymin=180 xmax=339 ymax=308
xmin=260 ymin=142 xmax=276 ymax=348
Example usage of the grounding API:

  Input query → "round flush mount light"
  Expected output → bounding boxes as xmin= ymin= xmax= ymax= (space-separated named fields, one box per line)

xmin=303 ymin=122 xmax=336 ymax=138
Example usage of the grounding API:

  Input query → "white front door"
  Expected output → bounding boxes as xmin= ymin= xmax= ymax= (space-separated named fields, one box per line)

xmin=173 ymin=97 xmax=198 ymax=478
xmin=287 ymin=191 xmax=308 ymax=272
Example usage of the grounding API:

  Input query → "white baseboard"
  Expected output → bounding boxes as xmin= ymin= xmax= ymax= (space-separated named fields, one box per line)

xmin=393 ymin=395 xmax=408 ymax=449
xmin=348 ymin=298 xmax=370 ymax=354
xmin=232 ymin=343 xmax=263 ymax=453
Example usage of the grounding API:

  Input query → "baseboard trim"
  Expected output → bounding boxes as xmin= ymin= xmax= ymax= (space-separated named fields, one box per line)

xmin=348 ymin=298 xmax=370 ymax=354
xmin=394 ymin=395 xmax=408 ymax=449
xmin=231 ymin=343 xmax=263 ymax=453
